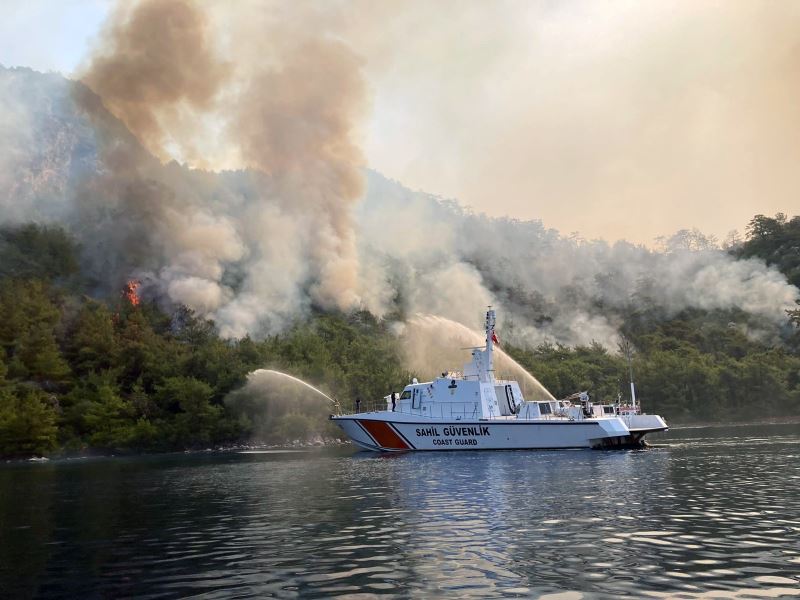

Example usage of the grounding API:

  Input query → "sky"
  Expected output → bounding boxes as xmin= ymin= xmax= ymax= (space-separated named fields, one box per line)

xmin=1 ymin=0 xmax=799 ymax=245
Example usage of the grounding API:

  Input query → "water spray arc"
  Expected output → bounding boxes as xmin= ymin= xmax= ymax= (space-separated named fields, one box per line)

xmin=249 ymin=369 xmax=342 ymax=413
xmin=401 ymin=314 xmax=556 ymax=400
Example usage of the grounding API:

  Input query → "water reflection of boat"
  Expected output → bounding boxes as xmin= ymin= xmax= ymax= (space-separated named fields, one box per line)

xmin=331 ymin=309 xmax=668 ymax=452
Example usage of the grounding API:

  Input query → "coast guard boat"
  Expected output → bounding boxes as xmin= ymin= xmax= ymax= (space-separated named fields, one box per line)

xmin=330 ymin=309 xmax=668 ymax=452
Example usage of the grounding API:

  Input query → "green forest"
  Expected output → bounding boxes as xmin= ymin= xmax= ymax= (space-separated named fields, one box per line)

xmin=1 ymin=214 xmax=799 ymax=458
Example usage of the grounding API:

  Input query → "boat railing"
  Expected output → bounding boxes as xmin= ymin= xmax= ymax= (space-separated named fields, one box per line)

xmin=348 ymin=399 xmax=484 ymax=420
xmin=347 ymin=398 xmax=585 ymax=421
xmin=345 ymin=398 xmax=638 ymax=423
xmin=347 ymin=397 xmax=388 ymax=415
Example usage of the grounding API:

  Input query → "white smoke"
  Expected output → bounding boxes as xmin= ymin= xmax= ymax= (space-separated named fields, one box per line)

xmin=359 ymin=171 xmax=799 ymax=348
xmin=0 ymin=0 xmax=798 ymax=353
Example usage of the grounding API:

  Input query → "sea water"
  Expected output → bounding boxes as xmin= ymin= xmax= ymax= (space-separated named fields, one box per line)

xmin=1 ymin=423 xmax=799 ymax=598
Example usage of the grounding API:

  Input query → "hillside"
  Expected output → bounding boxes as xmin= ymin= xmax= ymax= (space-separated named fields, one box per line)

xmin=736 ymin=213 xmax=800 ymax=288
xmin=1 ymin=67 xmax=799 ymax=457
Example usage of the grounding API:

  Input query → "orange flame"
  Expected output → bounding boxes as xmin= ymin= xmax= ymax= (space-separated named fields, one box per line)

xmin=123 ymin=280 xmax=141 ymax=306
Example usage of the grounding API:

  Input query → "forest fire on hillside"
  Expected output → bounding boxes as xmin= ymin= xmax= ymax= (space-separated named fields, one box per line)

xmin=123 ymin=279 xmax=141 ymax=306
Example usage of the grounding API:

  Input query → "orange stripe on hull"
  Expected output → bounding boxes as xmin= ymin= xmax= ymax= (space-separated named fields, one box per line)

xmin=358 ymin=420 xmax=409 ymax=450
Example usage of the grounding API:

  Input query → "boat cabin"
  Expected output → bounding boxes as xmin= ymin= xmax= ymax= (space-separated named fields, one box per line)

xmin=378 ymin=309 xmax=628 ymax=422
xmin=384 ymin=376 xmax=627 ymax=422
xmin=388 ymin=375 xmax=527 ymax=420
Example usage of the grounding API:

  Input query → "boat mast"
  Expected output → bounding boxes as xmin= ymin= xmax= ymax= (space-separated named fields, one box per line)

xmin=626 ymin=343 xmax=637 ymax=412
xmin=485 ymin=307 xmax=496 ymax=382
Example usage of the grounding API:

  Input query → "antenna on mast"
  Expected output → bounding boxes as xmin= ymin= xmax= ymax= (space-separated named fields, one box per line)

xmin=622 ymin=336 xmax=637 ymax=412
xmin=483 ymin=306 xmax=497 ymax=382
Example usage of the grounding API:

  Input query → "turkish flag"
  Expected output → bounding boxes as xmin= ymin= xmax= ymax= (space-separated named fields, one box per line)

xmin=491 ymin=331 xmax=500 ymax=345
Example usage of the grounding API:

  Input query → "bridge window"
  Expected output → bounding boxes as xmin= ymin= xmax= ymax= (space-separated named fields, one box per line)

xmin=400 ymin=390 xmax=411 ymax=400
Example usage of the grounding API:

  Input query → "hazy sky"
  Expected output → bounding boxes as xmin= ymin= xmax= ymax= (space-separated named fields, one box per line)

xmin=2 ymin=0 xmax=799 ymax=244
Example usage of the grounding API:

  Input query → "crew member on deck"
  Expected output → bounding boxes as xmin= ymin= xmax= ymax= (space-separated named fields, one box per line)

xmin=355 ymin=397 xmax=361 ymax=413
xmin=391 ymin=392 xmax=396 ymax=412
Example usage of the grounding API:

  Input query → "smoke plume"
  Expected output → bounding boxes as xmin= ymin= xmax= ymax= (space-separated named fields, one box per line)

xmin=74 ymin=0 xmax=368 ymax=334
xmin=357 ymin=172 xmax=799 ymax=349
xmin=0 ymin=0 xmax=798 ymax=365
xmin=82 ymin=0 xmax=230 ymax=159
xmin=227 ymin=36 xmax=367 ymax=315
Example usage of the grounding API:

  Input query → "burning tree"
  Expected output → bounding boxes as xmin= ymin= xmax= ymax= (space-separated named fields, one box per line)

xmin=122 ymin=280 xmax=141 ymax=307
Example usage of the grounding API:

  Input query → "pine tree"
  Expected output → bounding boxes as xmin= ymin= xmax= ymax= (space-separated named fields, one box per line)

xmin=0 ymin=387 xmax=58 ymax=457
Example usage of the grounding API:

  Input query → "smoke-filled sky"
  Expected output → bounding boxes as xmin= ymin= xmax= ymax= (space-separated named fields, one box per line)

xmin=2 ymin=0 xmax=799 ymax=244
xmin=1 ymin=0 xmax=799 ymax=361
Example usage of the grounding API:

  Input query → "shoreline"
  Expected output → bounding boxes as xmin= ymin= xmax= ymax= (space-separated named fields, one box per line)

xmin=5 ymin=418 xmax=800 ymax=463
xmin=667 ymin=415 xmax=800 ymax=429
xmin=3 ymin=438 xmax=353 ymax=464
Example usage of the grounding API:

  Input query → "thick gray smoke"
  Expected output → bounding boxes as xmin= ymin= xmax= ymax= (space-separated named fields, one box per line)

xmin=358 ymin=172 xmax=799 ymax=348
xmin=73 ymin=0 xmax=368 ymax=335
xmin=82 ymin=0 xmax=230 ymax=157
xmin=0 ymin=0 xmax=797 ymax=354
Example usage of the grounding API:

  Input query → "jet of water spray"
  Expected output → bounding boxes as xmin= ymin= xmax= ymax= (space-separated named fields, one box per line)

xmin=249 ymin=369 xmax=341 ymax=411
xmin=400 ymin=314 xmax=556 ymax=400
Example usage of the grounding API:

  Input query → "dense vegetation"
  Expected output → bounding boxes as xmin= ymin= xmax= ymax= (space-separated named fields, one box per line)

xmin=0 ymin=225 xmax=407 ymax=457
xmin=508 ymin=213 xmax=800 ymax=423
xmin=735 ymin=213 xmax=800 ymax=288
xmin=0 ymin=215 xmax=798 ymax=457
xmin=507 ymin=312 xmax=800 ymax=423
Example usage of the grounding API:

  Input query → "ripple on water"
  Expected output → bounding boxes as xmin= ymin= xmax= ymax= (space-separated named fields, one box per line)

xmin=2 ymin=424 xmax=800 ymax=598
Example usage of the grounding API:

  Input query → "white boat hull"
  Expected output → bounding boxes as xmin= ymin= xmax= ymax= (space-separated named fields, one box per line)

xmin=331 ymin=412 xmax=667 ymax=452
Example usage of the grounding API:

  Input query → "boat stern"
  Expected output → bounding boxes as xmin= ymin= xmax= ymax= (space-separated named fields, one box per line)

xmin=592 ymin=413 xmax=669 ymax=448
xmin=627 ymin=413 xmax=669 ymax=434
